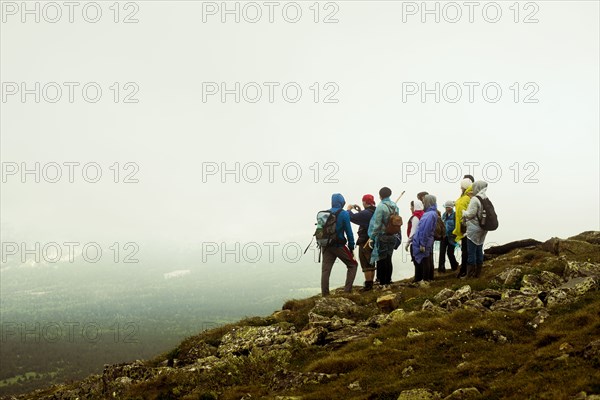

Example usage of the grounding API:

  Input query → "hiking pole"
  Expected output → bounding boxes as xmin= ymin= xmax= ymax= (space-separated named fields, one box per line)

xmin=395 ymin=190 xmax=406 ymax=203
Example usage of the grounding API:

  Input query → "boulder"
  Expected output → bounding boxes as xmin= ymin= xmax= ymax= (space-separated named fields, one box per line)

xmin=377 ymin=293 xmax=402 ymax=313
xmin=181 ymin=341 xmax=217 ymax=365
xmin=492 ymin=267 xmax=523 ymax=287
xmin=477 ymin=289 xmax=502 ymax=300
xmin=564 ymin=261 xmax=600 ymax=280
xmin=310 ymin=297 xmax=359 ymax=318
xmin=443 ymin=387 xmax=482 ymax=400
xmin=295 ymin=327 xmax=327 ymax=346
xmin=387 ymin=308 xmax=408 ymax=322
xmin=407 ymin=328 xmax=424 ymax=338
xmin=324 ymin=325 xmax=373 ymax=348
xmin=397 ymin=388 xmax=442 ymax=400
xmin=490 ymin=295 xmax=544 ymax=311
xmin=434 ymin=288 xmax=455 ymax=303
xmin=422 ymin=299 xmax=447 ymax=314
xmin=528 ymin=309 xmax=550 ymax=328
xmin=485 ymin=239 xmax=541 ymax=255
xmin=308 ymin=313 xmax=355 ymax=331
xmin=546 ymin=277 xmax=598 ymax=307
xmin=462 ymin=299 xmax=490 ymax=312
xmin=558 ymin=240 xmax=599 ymax=258
xmin=217 ymin=323 xmax=295 ymax=356
xmin=520 ymin=271 xmax=563 ymax=295
xmin=361 ymin=313 xmax=389 ymax=328
xmin=441 ymin=297 xmax=462 ymax=311
xmin=454 ymin=285 xmax=473 ymax=302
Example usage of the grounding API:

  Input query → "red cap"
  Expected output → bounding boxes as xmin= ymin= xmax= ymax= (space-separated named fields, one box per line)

xmin=362 ymin=194 xmax=375 ymax=206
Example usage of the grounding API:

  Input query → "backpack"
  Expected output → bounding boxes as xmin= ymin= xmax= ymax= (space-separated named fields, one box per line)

xmin=314 ymin=209 xmax=342 ymax=248
xmin=476 ymin=195 xmax=499 ymax=231
xmin=434 ymin=213 xmax=446 ymax=240
xmin=384 ymin=203 xmax=403 ymax=235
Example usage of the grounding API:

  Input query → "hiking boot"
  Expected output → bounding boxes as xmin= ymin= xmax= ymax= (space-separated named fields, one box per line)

xmin=466 ymin=264 xmax=476 ymax=278
xmin=475 ymin=264 xmax=483 ymax=278
xmin=360 ymin=281 xmax=374 ymax=292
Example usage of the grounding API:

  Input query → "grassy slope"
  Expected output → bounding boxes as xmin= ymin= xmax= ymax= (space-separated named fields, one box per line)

xmin=10 ymin=237 xmax=600 ymax=400
xmin=132 ymin=243 xmax=600 ymax=400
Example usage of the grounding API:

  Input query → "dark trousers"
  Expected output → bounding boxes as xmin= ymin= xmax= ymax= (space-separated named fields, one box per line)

xmin=467 ymin=239 xmax=484 ymax=265
xmin=457 ymin=237 xmax=469 ymax=276
xmin=423 ymin=253 xmax=434 ymax=281
xmin=439 ymin=236 xmax=459 ymax=272
xmin=412 ymin=246 xmax=423 ymax=282
xmin=377 ymin=253 xmax=393 ymax=284
xmin=321 ymin=246 xmax=358 ymax=296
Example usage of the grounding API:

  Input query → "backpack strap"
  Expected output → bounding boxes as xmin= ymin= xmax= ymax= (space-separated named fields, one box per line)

xmin=475 ymin=195 xmax=484 ymax=224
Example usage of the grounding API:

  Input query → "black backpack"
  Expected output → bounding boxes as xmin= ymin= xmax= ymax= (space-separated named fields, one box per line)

xmin=434 ymin=213 xmax=446 ymax=240
xmin=476 ymin=195 xmax=498 ymax=231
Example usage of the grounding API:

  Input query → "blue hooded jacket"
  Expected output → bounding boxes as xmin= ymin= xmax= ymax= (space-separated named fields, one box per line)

xmin=412 ymin=203 xmax=438 ymax=264
xmin=330 ymin=193 xmax=355 ymax=250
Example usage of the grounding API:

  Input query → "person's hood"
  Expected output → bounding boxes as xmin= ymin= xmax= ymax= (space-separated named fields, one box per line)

xmin=471 ymin=181 xmax=488 ymax=197
xmin=464 ymin=185 xmax=473 ymax=196
xmin=414 ymin=200 xmax=424 ymax=211
xmin=423 ymin=194 xmax=437 ymax=210
xmin=331 ymin=193 xmax=346 ymax=209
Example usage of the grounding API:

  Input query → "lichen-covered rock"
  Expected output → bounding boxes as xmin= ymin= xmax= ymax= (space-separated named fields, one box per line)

xmin=308 ymin=313 xmax=355 ymax=331
xmin=387 ymin=308 xmax=407 ymax=322
xmin=397 ymin=388 xmax=442 ymax=399
xmin=492 ymin=267 xmax=523 ymax=287
xmin=180 ymin=341 xmax=217 ymax=365
xmin=295 ymin=326 xmax=327 ymax=346
xmin=564 ymin=261 xmax=600 ymax=280
xmin=422 ymin=299 xmax=447 ymax=314
xmin=361 ymin=313 xmax=389 ymax=328
xmin=520 ymin=271 xmax=563 ymax=295
xmin=217 ymin=323 xmax=295 ymax=356
xmin=443 ymin=387 xmax=482 ymax=399
xmin=546 ymin=277 xmax=598 ymax=307
xmin=407 ymin=328 xmax=423 ymax=338
xmin=324 ymin=325 xmax=373 ymax=348
xmin=102 ymin=360 xmax=154 ymax=383
xmin=477 ymin=289 xmax=502 ymax=300
xmin=462 ymin=299 xmax=490 ymax=312
xmin=434 ymin=288 xmax=455 ymax=302
xmin=557 ymin=239 xmax=599 ymax=259
xmin=528 ymin=309 xmax=550 ymax=328
xmin=441 ymin=297 xmax=462 ymax=311
xmin=377 ymin=293 xmax=401 ymax=313
xmin=310 ymin=297 xmax=359 ymax=318
xmin=490 ymin=295 xmax=544 ymax=311
xmin=453 ymin=285 xmax=472 ymax=302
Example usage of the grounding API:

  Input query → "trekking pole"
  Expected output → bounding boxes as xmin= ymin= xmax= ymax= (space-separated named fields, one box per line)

xmin=395 ymin=190 xmax=406 ymax=203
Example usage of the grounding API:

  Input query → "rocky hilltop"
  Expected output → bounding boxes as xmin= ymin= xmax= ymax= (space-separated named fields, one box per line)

xmin=4 ymin=232 xmax=600 ymax=400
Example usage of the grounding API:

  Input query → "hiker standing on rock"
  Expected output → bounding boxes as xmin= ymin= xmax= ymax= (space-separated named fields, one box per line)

xmin=454 ymin=179 xmax=473 ymax=278
xmin=439 ymin=200 xmax=459 ymax=273
xmin=347 ymin=194 xmax=377 ymax=292
xmin=461 ymin=181 xmax=489 ymax=278
xmin=405 ymin=200 xmax=425 ymax=282
xmin=367 ymin=187 xmax=399 ymax=288
xmin=321 ymin=193 xmax=358 ymax=296
xmin=412 ymin=195 xmax=438 ymax=281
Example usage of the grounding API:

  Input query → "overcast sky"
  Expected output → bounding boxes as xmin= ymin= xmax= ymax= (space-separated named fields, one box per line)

xmin=1 ymin=1 xmax=599 ymax=274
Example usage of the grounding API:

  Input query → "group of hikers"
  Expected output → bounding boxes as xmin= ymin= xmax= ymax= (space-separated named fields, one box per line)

xmin=316 ymin=175 xmax=498 ymax=296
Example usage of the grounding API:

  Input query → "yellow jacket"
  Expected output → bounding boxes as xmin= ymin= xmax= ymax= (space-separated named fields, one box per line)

xmin=453 ymin=186 xmax=472 ymax=241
